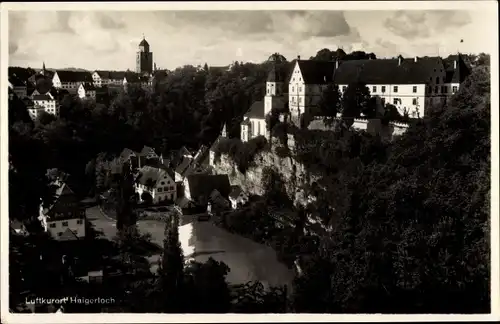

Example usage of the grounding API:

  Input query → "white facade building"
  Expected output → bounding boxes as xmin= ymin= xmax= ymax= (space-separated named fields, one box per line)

xmin=135 ymin=165 xmax=177 ymax=204
xmin=29 ymin=93 xmax=59 ymax=120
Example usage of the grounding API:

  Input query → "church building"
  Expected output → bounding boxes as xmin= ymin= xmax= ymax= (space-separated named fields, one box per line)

xmin=136 ymin=35 xmax=154 ymax=75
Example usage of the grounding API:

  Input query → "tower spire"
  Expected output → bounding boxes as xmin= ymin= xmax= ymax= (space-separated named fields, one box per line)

xmin=42 ymin=62 xmax=46 ymax=75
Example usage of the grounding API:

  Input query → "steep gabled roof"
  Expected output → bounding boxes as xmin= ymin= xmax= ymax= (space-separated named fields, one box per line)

xmin=187 ymin=174 xmax=231 ymax=200
xmin=94 ymin=70 xmax=128 ymax=80
xmin=119 ymin=148 xmax=138 ymax=161
xmin=443 ymin=54 xmax=471 ymax=83
xmin=9 ymin=75 xmax=26 ymax=87
xmin=333 ymin=57 xmax=443 ymax=85
xmin=175 ymin=156 xmax=193 ymax=175
xmin=80 ymin=83 xmax=96 ymax=91
xmin=136 ymin=165 xmax=174 ymax=186
xmin=54 ymin=70 xmax=93 ymax=83
xmin=297 ymin=60 xmax=336 ymax=84
xmin=124 ymin=71 xmax=140 ymax=83
xmin=229 ymin=185 xmax=244 ymax=199
xmin=58 ymin=228 xmax=80 ymax=241
xmin=244 ymin=100 xmax=265 ymax=119
xmin=33 ymin=94 xmax=55 ymax=101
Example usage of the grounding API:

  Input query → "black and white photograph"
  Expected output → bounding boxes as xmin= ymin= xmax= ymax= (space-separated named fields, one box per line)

xmin=1 ymin=1 xmax=498 ymax=321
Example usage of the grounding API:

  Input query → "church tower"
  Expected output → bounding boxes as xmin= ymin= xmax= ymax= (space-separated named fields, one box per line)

xmin=264 ymin=54 xmax=286 ymax=116
xmin=136 ymin=35 xmax=153 ymax=75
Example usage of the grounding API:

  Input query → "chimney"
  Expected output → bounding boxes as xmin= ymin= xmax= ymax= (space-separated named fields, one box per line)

xmin=454 ymin=60 xmax=457 ymax=69
xmin=414 ymin=57 xmax=418 ymax=63
xmin=297 ymin=55 xmax=301 ymax=61
xmin=335 ymin=60 xmax=339 ymax=69
xmin=398 ymin=56 xmax=403 ymax=66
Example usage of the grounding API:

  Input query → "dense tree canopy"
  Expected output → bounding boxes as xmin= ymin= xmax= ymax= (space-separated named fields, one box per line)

xmin=292 ymin=63 xmax=491 ymax=313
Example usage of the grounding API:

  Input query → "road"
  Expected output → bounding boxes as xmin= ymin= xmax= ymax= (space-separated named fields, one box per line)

xmin=86 ymin=206 xmax=294 ymax=289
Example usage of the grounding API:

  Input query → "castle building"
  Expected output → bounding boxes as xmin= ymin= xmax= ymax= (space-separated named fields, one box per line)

xmin=136 ymin=35 xmax=154 ymax=75
xmin=239 ymin=53 xmax=471 ymax=142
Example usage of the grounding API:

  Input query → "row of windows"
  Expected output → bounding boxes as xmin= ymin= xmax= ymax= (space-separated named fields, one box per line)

xmin=157 ymin=186 xmax=175 ymax=192
xmin=45 ymin=108 xmax=59 ymax=114
xmin=49 ymin=219 xmax=84 ymax=228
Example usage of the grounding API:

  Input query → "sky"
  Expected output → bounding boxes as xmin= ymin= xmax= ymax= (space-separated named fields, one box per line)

xmin=8 ymin=9 xmax=495 ymax=71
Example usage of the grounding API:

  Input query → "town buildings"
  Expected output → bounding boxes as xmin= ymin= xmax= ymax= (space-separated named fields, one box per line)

xmin=38 ymin=181 xmax=86 ymax=241
xmin=135 ymin=165 xmax=177 ymax=204
xmin=77 ymin=83 xmax=96 ymax=100
xmin=29 ymin=91 xmax=60 ymax=119
xmin=52 ymin=70 xmax=93 ymax=94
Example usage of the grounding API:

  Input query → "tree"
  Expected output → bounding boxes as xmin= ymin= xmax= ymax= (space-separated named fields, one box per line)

xmin=115 ymin=162 xmax=136 ymax=231
xmin=183 ymin=258 xmax=232 ymax=313
xmin=340 ymin=82 xmax=371 ymax=122
xmin=318 ymin=84 xmax=342 ymax=125
xmin=157 ymin=213 xmax=185 ymax=312
xmin=36 ymin=111 xmax=57 ymax=125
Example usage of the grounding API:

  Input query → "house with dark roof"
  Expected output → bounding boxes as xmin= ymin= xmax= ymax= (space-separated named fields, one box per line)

xmin=92 ymin=70 xmax=128 ymax=87
xmin=135 ymin=165 xmax=177 ymax=204
xmin=52 ymin=70 xmax=93 ymax=94
xmin=38 ymin=181 xmax=86 ymax=241
xmin=175 ymin=156 xmax=194 ymax=182
xmin=77 ymin=83 xmax=96 ymax=99
xmin=8 ymin=75 xmax=28 ymax=99
xmin=183 ymin=174 xmax=231 ymax=208
xmin=28 ymin=92 xmax=59 ymax=120
xmin=228 ymin=185 xmax=249 ymax=209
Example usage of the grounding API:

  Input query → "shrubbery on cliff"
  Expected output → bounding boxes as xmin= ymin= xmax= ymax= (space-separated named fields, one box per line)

xmin=212 ymin=135 xmax=269 ymax=173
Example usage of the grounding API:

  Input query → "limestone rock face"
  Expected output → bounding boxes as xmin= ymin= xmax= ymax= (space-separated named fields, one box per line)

xmin=210 ymin=148 xmax=310 ymax=204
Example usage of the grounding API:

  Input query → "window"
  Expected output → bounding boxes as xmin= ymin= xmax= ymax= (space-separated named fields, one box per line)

xmin=435 ymin=86 xmax=439 ymax=93
xmin=161 ymin=181 xmax=165 ymax=185
xmin=393 ymin=86 xmax=398 ymax=93
xmin=412 ymin=98 xmax=417 ymax=105
xmin=342 ymin=86 xmax=347 ymax=92
xmin=76 ymin=219 xmax=83 ymax=225
xmin=292 ymin=86 xmax=294 ymax=92
xmin=292 ymin=78 xmax=295 ymax=82
xmin=436 ymin=77 xmax=439 ymax=84
xmin=381 ymin=86 xmax=386 ymax=93
xmin=412 ymin=86 xmax=417 ymax=93
xmin=372 ymin=86 xmax=376 ymax=93
xmin=393 ymin=98 xmax=399 ymax=105
xmin=428 ymin=86 xmax=432 ymax=94
xmin=299 ymin=97 xmax=303 ymax=104
xmin=441 ymin=86 xmax=447 ymax=93
xmin=452 ymin=86 xmax=458 ymax=93
xmin=267 ymin=88 xmax=270 ymax=94
xmin=292 ymin=96 xmax=296 ymax=103
xmin=158 ymin=188 xmax=163 ymax=192
xmin=299 ymin=77 xmax=302 ymax=82
xmin=49 ymin=223 xmax=56 ymax=228
xmin=62 ymin=221 xmax=68 ymax=227
xmin=299 ymin=87 xmax=302 ymax=92
xmin=171 ymin=186 xmax=175 ymax=191
xmin=58 ymin=232 xmax=63 ymax=236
